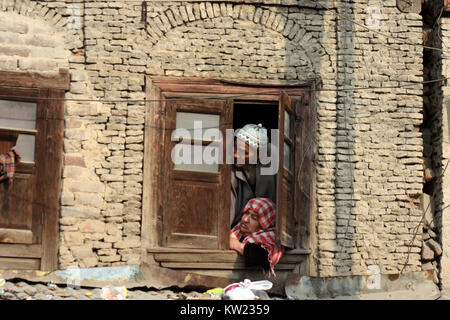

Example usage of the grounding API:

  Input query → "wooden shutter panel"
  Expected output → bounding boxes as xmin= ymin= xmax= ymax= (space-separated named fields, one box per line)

xmin=294 ymin=92 xmax=316 ymax=252
xmin=0 ymin=88 xmax=63 ymax=271
xmin=162 ymin=99 xmax=232 ymax=249
xmin=0 ymin=88 xmax=41 ymax=251
xmin=276 ymin=92 xmax=296 ymax=248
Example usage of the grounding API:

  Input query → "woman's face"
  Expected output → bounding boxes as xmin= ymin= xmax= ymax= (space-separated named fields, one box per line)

xmin=239 ymin=210 xmax=262 ymax=235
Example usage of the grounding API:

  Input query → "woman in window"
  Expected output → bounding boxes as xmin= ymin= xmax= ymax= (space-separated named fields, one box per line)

xmin=230 ymin=123 xmax=277 ymax=229
xmin=229 ymin=197 xmax=284 ymax=278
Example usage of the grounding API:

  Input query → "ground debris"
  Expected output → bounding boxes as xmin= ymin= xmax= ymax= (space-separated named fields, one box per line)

xmin=0 ymin=278 xmax=208 ymax=300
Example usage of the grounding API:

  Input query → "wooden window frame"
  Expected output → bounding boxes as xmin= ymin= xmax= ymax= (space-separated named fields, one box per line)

xmin=143 ymin=77 xmax=318 ymax=276
xmin=0 ymin=69 xmax=68 ymax=271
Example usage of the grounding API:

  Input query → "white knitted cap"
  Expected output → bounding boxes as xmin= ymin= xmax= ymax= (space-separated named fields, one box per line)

xmin=234 ymin=123 xmax=268 ymax=149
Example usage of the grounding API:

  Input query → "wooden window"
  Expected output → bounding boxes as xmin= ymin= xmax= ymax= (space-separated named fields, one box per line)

xmin=162 ymin=99 xmax=232 ymax=249
xmin=0 ymin=70 xmax=68 ymax=271
xmin=143 ymin=77 xmax=317 ymax=275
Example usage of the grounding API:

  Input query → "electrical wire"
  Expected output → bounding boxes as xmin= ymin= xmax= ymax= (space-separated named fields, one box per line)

xmin=400 ymin=158 xmax=450 ymax=275
xmin=0 ymin=77 xmax=447 ymax=104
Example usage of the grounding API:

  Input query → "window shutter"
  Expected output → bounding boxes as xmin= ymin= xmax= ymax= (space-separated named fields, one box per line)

xmin=294 ymin=92 xmax=316 ymax=251
xmin=0 ymin=87 xmax=63 ymax=271
xmin=276 ymin=91 xmax=296 ymax=248
xmin=162 ymin=99 xmax=232 ymax=249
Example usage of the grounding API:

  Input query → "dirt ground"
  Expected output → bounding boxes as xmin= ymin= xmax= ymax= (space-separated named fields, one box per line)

xmin=0 ymin=279 xmax=219 ymax=300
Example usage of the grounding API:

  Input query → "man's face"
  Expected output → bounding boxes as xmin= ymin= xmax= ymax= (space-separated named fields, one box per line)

xmin=234 ymin=138 xmax=257 ymax=167
xmin=239 ymin=210 xmax=261 ymax=235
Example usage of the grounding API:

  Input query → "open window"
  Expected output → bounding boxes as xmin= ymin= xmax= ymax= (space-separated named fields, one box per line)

xmin=143 ymin=77 xmax=316 ymax=275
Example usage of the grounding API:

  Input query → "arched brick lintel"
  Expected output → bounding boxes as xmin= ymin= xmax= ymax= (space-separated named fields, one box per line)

xmin=145 ymin=3 xmax=331 ymax=75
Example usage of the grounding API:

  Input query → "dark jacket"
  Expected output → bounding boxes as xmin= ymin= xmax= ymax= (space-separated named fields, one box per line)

xmin=230 ymin=163 xmax=277 ymax=228
xmin=243 ymin=243 xmax=270 ymax=270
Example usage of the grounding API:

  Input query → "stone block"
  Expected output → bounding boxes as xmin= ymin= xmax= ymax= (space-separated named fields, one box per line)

xmin=0 ymin=20 xmax=28 ymax=34
xmin=80 ymin=256 xmax=98 ymax=268
xmin=61 ymin=189 xmax=75 ymax=206
xmin=70 ymin=81 xmax=87 ymax=94
xmin=71 ymin=246 xmax=94 ymax=259
xmin=99 ymin=255 xmax=121 ymax=263
xmin=67 ymin=181 xmax=105 ymax=193
xmin=97 ymin=248 xmax=117 ymax=256
xmin=422 ymin=243 xmax=434 ymax=261
xmin=79 ymin=220 xmax=105 ymax=233
xmin=0 ymin=45 xmax=30 ymax=57
xmin=59 ymin=217 xmax=77 ymax=226
xmin=18 ymin=58 xmax=57 ymax=70
xmin=426 ymin=239 xmax=442 ymax=256
xmin=66 ymin=102 xmax=98 ymax=116
xmin=0 ymin=56 xmax=18 ymax=70
xmin=77 ymin=193 xmax=104 ymax=207
xmin=61 ymin=206 xmax=101 ymax=219
xmin=113 ymin=238 xmax=141 ymax=249
xmin=123 ymin=222 xmax=141 ymax=235
xmin=64 ymin=156 xmax=86 ymax=167
xmin=64 ymin=232 xmax=84 ymax=246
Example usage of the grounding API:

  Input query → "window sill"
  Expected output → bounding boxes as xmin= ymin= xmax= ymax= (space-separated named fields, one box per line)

xmin=147 ymin=247 xmax=309 ymax=271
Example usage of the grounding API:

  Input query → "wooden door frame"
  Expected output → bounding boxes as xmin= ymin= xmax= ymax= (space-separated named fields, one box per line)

xmin=0 ymin=69 xmax=69 ymax=271
xmin=142 ymin=76 xmax=317 ymax=275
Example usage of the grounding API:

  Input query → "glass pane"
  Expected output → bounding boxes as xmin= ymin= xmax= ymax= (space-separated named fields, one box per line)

xmin=283 ymin=142 xmax=290 ymax=171
xmin=0 ymin=100 xmax=37 ymax=130
xmin=284 ymin=110 xmax=291 ymax=138
xmin=175 ymin=112 xmax=220 ymax=140
xmin=15 ymin=134 xmax=35 ymax=162
xmin=172 ymin=143 xmax=219 ymax=173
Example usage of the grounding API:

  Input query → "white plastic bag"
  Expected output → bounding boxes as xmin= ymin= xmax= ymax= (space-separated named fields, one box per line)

xmin=241 ymin=279 xmax=273 ymax=291
xmin=100 ymin=285 xmax=128 ymax=300
xmin=222 ymin=279 xmax=272 ymax=300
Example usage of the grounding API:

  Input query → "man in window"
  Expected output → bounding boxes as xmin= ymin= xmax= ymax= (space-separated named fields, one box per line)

xmin=230 ymin=123 xmax=276 ymax=229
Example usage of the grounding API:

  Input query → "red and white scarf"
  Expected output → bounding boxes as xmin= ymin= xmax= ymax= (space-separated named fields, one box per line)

xmin=231 ymin=197 xmax=284 ymax=278
xmin=0 ymin=147 xmax=21 ymax=184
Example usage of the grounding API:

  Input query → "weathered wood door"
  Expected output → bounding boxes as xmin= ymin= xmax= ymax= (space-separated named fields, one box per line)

xmin=162 ymin=99 xmax=233 ymax=249
xmin=0 ymin=87 xmax=64 ymax=270
xmin=276 ymin=91 xmax=296 ymax=249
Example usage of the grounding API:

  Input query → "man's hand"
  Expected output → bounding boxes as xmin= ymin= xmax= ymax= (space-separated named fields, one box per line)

xmin=229 ymin=232 xmax=245 ymax=255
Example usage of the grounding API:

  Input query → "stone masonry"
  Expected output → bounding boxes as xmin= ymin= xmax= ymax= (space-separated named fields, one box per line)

xmin=433 ymin=14 xmax=450 ymax=292
xmin=0 ymin=0 xmax=429 ymax=279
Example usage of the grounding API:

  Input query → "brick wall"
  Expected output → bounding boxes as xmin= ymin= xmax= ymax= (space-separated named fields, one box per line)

xmin=0 ymin=0 xmax=426 ymax=276
xmin=437 ymin=16 xmax=450 ymax=292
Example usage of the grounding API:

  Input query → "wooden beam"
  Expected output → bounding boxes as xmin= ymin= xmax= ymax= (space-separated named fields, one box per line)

xmin=0 ymin=244 xmax=41 ymax=258
xmin=160 ymin=262 xmax=298 ymax=270
xmin=150 ymin=76 xmax=307 ymax=97
xmin=148 ymin=247 xmax=310 ymax=254
xmin=154 ymin=252 xmax=306 ymax=264
xmin=0 ymin=69 xmax=70 ymax=90
xmin=40 ymin=89 xmax=64 ymax=271
xmin=0 ymin=228 xmax=33 ymax=244
xmin=0 ymin=257 xmax=40 ymax=270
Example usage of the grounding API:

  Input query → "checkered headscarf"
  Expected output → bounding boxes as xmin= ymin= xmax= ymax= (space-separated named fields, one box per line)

xmin=0 ymin=147 xmax=21 ymax=184
xmin=231 ymin=197 xmax=284 ymax=278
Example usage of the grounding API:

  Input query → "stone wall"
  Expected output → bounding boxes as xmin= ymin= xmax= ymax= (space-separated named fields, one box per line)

xmin=0 ymin=0 xmax=427 ymax=277
xmin=316 ymin=0 xmax=423 ymax=276
xmin=437 ymin=16 xmax=450 ymax=292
